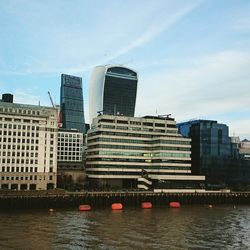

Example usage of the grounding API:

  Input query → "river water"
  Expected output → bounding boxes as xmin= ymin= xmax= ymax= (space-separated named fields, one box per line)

xmin=0 ymin=205 xmax=249 ymax=249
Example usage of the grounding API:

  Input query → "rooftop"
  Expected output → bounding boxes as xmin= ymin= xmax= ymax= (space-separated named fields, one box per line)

xmin=0 ymin=100 xmax=55 ymax=110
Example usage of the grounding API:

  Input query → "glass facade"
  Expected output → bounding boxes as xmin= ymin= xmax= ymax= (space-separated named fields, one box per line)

xmin=60 ymin=74 xmax=85 ymax=133
xmin=177 ymin=120 xmax=231 ymax=183
xmin=89 ymin=66 xmax=138 ymax=123
xmin=103 ymin=75 xmax=137 ymax=116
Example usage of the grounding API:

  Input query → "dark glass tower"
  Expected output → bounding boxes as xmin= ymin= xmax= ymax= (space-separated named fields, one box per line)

xmin=60 ymin=74 xmax=85 ymax=133
xmin=89 ymin=66 xmax=138 ymax=123
xmin=177 ymin=120 xmax=231 ymax=184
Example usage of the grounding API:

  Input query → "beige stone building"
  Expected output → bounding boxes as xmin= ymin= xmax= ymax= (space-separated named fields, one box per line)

xmin=0 ymin=96 xmax=58 ymax=190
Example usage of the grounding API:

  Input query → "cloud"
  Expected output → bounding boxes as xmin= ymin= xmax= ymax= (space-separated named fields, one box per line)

xmin=61 ymin=0 xmax=202 ymax=74
xmin=103 ymin=0 xmax=202 ymax=64
xmin=135 ymin=50 xmax=250 ymax=137
xmin=0 ymin=0 xmax=203 ymax=75
xmin=14 ymin=89 xmax=40 ymax=105
xmin=229 ymin=119 xmax=250 ymax=140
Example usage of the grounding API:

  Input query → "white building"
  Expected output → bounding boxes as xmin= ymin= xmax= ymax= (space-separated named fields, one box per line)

xmin=0 ymin=96 xmax=58 ymax=190
xmin=57 ymin=129 xmax=84 ymax=164
xmin=239 ymin=139 xmax=250 ymax=160
xmin=57 ymin=129 xmax=86 ymax=190
xmin=86 ymin=114 xmax=205 ymax=190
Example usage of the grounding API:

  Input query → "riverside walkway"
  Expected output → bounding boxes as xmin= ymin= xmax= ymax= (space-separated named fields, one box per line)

xmin=0 ymin=190 xmax=250 ymax=210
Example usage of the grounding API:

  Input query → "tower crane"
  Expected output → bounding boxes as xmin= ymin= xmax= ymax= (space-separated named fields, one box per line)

xmin=47 ymin=91 xmax=62 ymax=128
xmin=47 ymin=91 xmax=55 ymax=108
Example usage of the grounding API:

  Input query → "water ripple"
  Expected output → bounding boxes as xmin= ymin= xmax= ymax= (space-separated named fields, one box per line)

xmin=0 ymin=206 xmax=250 ymax=249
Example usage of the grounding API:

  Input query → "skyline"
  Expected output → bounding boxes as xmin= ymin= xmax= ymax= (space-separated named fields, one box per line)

xmin=0 ymin=0 xmax=249 ymax=139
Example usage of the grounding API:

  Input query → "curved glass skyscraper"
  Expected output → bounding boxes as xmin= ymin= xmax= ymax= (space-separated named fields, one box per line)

xmin=89 ymin=65 xmax=138 ymax=123
xmin=60 ymin=74 xmax=85 ymax=133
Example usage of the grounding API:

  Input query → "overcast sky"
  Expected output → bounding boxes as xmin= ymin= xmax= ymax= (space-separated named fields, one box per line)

xmin=0 ymin=0 xmax=249 ymax=139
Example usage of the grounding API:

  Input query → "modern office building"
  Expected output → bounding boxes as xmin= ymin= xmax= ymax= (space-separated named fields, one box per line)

xmin=239 ymin=139 xmax=250 ymax=161
xmin=177 ymin=120 xmax=231 ymax=184
xmin=0 ymin=94 xmax=58 ymax=190
xmin=86 ymin=114 xmax=205 ymax=190
xmin=60 ymin=74 xmax=85 ymax=133
xmin=229 ymin=137 xmax=250 ymax=187
xmin=57 ymin=129 xmax=86 ymax=190
xmin=57 ymin=129 xmax=84 ymax=164
xmin=89 ymin=65 xmax=138 ymax=123
xmin=230 ymin=136 xmax=241 ymax=159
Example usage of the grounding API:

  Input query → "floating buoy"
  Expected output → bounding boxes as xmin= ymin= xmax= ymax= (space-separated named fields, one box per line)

xmin=111 ymin=203 xmax=123 ymax=210
xmin=48 ymin=208 xmax=55 ymax=212
xmin=141 ymin=202 xmax=152 ymax=209
xmin=79 ymin=204 xmax=91 ymax=211
xmin=208 ymin=204 xmax=213 ymax=208
xmin=169 ymin=202 xmax=181 ymax=208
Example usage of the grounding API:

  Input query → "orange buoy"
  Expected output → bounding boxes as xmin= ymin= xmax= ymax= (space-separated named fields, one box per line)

xmin=141 ymin=202 xmax=152 ymax=209
xmin=79 ymin=204 xmax=91 ymax=211
xmin=111 ymin=203 xmax=123 ymax=210
xmin=48 ymin=208 xmax=55 ymax=212
xmin=208 ymin=204 xmax=213 ymax=208
xmin=169 ymin=202 xmax=181 ymax=208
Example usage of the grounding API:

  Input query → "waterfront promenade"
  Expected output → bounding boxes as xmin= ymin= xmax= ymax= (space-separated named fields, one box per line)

xmin=0 ymin=190 xmax=250 ymax=210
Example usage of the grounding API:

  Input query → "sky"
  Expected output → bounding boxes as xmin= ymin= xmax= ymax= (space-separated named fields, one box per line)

xmin=0 ymin=0 xmax=249 ymax=139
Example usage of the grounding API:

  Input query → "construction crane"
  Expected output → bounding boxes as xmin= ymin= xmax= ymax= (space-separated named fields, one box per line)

xmin=47 ymin=91 xmax=55 ymax=108
xmin=47 ymin=91 xmax=62 ymax=128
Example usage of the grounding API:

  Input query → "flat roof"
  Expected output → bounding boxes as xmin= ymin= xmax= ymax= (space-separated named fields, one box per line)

xmin=0 ymin=101 xmax=55 ymax=110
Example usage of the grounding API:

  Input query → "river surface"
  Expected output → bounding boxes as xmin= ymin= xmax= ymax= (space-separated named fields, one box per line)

xmin=0 ymin=205 xmax=250 ymax=249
